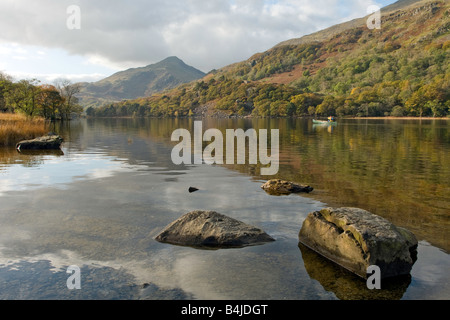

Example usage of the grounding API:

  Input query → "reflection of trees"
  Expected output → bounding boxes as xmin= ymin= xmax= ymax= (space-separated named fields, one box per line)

xmin=109 ymin=117 xmax=448 ymax=254
xmin=301 ymin=119 xmax=449 ymax=252
xmin=0 ymin=147 xmax=64 ymax=169
xmin=179 ymin=118 xmax=449 ymax=253
xmin=49 ymin=120 xmax=84 ymax=150
xmin=0 ymin=120 xmax=79 ymax=169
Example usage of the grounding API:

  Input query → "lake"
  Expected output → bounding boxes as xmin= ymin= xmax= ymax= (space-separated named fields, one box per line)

xmin=0 ymin=117 xmax=448 ymax=300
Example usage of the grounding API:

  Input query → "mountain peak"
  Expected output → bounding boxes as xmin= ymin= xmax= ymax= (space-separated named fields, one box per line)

xmin=78 ymin=56 xmax=205 ymax=106
xmin=160 ymin=56 xmax=183 ymax=63
xmin=154 ymin=56 xmax=187 ymax=68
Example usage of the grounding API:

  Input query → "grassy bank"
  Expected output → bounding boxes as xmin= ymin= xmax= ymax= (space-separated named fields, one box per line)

xmin=0 ymin=113 xmax=47 ymax=147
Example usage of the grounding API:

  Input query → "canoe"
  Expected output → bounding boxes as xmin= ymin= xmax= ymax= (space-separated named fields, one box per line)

xmin=312 ymin=119 xmax=337 ymax=125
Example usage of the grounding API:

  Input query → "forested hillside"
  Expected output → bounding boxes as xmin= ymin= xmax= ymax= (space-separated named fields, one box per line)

xmin=89 ymin=0 xmax=449 ymax=118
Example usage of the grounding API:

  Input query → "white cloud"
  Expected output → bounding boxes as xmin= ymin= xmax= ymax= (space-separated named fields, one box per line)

xmin=7 ymin=72 xmax=107 ymax=83
xmin=12 ymin=56 xmax=28 ymax=61
xmin=0 ymin=0 xmax=385 ymax=77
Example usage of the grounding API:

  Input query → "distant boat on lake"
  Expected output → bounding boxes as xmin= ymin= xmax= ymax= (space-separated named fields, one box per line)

xmin=313 ymin=117 xmax=337 ymax=125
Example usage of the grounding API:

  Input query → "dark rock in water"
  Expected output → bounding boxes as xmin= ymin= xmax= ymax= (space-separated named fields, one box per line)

xmin=155 ymin=210 xmax=275 ymax=249
xmin=188 ymin=187 xmax=199 ymax=193
xmin=261 ymin=179 xmax=313 ymax=195
xmin=298 ymin=207 xmax=418 ymax=279
xmin=16 ymin=135 xmax=64 ymax=150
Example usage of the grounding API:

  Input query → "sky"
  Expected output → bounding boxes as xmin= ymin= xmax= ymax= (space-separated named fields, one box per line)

xmin=0 ymin=0 xmax=397 ymax=83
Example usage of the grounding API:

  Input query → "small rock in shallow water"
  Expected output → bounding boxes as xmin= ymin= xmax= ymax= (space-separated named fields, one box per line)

xmin=261 ymin=179 xmax=313 ymax=195
xmin=188 ymin=187 xmax=199 ymax=193
xmin=155 ymin=210 xmax=275 ymax=249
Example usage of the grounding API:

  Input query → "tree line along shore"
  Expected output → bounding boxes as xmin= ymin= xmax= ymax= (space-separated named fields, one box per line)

xmin=0 ymin=72 xmax=83 ymax=147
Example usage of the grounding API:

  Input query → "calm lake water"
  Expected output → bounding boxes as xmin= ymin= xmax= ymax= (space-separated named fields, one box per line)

xmin=0 ymin=117 xmax=448 ymax=300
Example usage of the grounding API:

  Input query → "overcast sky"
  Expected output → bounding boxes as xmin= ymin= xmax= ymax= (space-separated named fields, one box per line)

xmin=0 ymin=0 xmax=396 ymax=83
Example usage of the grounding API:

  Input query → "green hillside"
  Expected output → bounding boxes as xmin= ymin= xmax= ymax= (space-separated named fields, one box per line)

xmin=90 ymin=0 xmax=450 ymax=118
xmin=78 ymin=56 xmax=205 ymax=108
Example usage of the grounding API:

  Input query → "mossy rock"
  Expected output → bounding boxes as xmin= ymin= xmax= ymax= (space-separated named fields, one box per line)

xmin=299 ymin=207 xmax=418 ymax=279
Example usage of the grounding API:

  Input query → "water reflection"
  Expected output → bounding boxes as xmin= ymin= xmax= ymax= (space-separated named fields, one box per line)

xmin=211 ymin=118 xmax=449 ymax=252
xmin=0 ymin=147 xmax=135 ymax=195
xmin=298 ymin=244 xmax=411 ymax=300
xmin=312 ymin=123 xmax=337 ymax=133
xmin=17 ymin=149 xmax=65 ymax=157
xmin=0 ymin=258 xmax=193 ymax=300
xmin=0 ymin=118 xmax=448 ymax=300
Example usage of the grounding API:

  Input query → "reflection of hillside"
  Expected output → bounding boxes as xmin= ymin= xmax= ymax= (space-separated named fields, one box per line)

xmin=179 ymin=118 xmax=449 ymax=253
xmin=98 ymin=118 xmax=449 ymax=252
xmin=8 ymin=118 xmax=445 ymax=253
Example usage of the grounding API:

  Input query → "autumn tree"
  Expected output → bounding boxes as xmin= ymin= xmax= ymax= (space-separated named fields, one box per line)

xmin=316 ymin=95 xmax=338 ymax=116
xmin=5 ymin=79 xmax=42 ymax=117
xmin=290 ymin=93 xmax=323 ymax=116
xmin=38 ymin=84 xmax=63 ymax=120
xmin=405 ymin=78 xmax=447 ymax=117
xmin=54 ymin=79 xmax=82 ymax=120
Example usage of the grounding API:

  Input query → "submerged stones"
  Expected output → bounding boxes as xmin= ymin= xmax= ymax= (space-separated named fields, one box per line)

xmin=298 ymin=207 xmax=418 ymax=279
xmin=16 ymin=134 xmax=64 ymax=151
xmin=261 ymin=179 xmax=313 ymax=195
xmin=155 ymin=210 xmax=275 ymax=249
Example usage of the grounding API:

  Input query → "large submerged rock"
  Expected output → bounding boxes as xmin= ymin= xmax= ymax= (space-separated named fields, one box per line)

xmin=261 ymin=179 xmax=313 ymax=195
xmin=298 ymin=207 xmax=418 ymax=279
xmin=16 ymin=134 xmax=63 ymax=150
xmin=155 ymin=210 xmax=275 ymax=249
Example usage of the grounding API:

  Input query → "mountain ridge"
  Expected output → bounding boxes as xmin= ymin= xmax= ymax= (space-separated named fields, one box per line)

xmin=274 ymin=0 xmax=430 ymax=48
xmin=77 ymin=56 xmax=205 ymax=107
